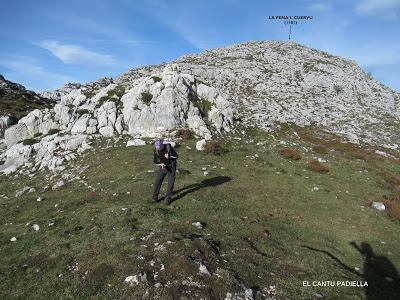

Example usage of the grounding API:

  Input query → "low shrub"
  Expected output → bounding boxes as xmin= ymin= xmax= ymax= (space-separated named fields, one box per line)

xmin=381 ymin=171 xmax=400 ymax=188
xmin=382 ymin=192 xmax=400 ymax=220
xmin=140 ymin=92 xmax=153 ymax=104
xmin=307 ymin=160 xmax=329 ymax=173
xmin=107 ymin=85 xmax=125 ymax=99
xmin=279 ymin=148 xmax=301 ymax=160
xmin=47 ymin=129 xmax=61 ymax=135
xmin=76 ymin=109 xmax=90 ymax=116
xmin=22 ymin=138 xmax=39 ymax=146
xmin=204 ymin=140 xmax=228 ymax=155
xmin=151 ymin=76 xmax=162 ymax=83
xmin=96 ymin=96 xmax=110 ymax=108
xmin=33 ymin=132 xmax=42 ymax=138
xmin=175 ymin=129 xmax=193 ymax=140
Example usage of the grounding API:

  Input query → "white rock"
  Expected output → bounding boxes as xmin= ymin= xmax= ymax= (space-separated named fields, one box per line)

xmin=372 ymin=202 xmax=385 ymax=211
xmin=124 ymin=273 xmax=147 ymax=286
xmin=15 ymin=186 xmax=33 ymax=197
xmin=1 ymin=144 xmax=32 ymax=175
xmin=244 ymin=288 xmax=254 ymax=300
xmin=99 ymin=126 xmax=115 ymax=137
xmin=71 ymin=115 xmax=90 ymax=134
xmin=192 ymin=221 xmax=203 ymax=229
xmin=198 ymin=263 xmax=211 ymax=275
xmin=52 ymin=180 xmax=65 ymax=190
xmin=126 ymin=139 xmax=146 ymax=147
xmin=10 ymin=237 xmax=17 ymax=242
xmin=196 ymin=139 xmax=206 ymax=151
xmin=32 ymin=224 xmax=40 ymax=231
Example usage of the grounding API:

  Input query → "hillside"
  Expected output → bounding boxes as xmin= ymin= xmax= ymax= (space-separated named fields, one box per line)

xmin=1 ymin=127 xmax=400 ymax=299
xmin=1 ymin=41 xmax=400 ymax=299
xmin=0 ymin=75 xmax=53 ymax=118
xmin=0 ymin=75 xmax=53 ymax=135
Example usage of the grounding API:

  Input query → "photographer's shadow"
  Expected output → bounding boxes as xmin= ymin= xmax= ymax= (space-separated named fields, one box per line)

xmin=350 ymin=241 xmax=400 ymax=300
xmin=171 ymin=176 xmax=232 ymax=203
xmin=304 ymin=242 xmax=400 ymax=300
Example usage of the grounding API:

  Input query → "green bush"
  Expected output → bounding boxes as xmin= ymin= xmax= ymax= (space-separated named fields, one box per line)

xmin=140 ymin=92 xmax=153 ymax=104
xmin=47 ymin=129 xmax=61 ymax=135
xmin=96 ymin=96 xmax=110 ymax=108
xmin=204 ymin=140 xmax=228 ymax=155
xmin=192 ymin=97 xmax=213 ymax=118
xmin=33 ymin=132 xmax=42 ymax=138
xmin=107 ymin=85 xmax=125 ymax=98
xmin=22 ymin=138 xmax=39 ymax=146
xmin=151 ymin=76 xmax=162 ymax=83
xmin=77 ymin=109 xmax=90 ymax=116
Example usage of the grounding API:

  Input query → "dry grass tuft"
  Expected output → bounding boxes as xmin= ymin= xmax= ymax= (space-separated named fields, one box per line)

xmin=381 ymin=172 xmax=400 ymax=188
xmin=175 ymin=128 xmax=193 ymax=140
xmin=279 ymin=148 xmax=301 ymax=160
xmin=312 ymin=145 xmax=329 ymax=154
xmin=307 ymin=160 xmax=329 ymax=173
xmin=204 ymin=140 xmax=228 ymax=155
xmin=382 ymin=193 xmax=400 ymax=220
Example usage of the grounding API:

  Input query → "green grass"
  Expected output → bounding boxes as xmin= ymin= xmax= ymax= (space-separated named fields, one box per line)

xmin=0 ymin=127 xmax=399 ymax=299
xmin=0 ymin=96 xmax=51 ymax=119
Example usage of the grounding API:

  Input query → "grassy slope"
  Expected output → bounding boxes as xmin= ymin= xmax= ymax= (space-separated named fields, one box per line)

xmin=0 ymin=96 xmax=51 ymax=119
xmin=0 ymin=127 xmax=399 ymax=299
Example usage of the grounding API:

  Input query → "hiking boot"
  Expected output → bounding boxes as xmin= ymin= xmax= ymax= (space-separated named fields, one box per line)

xmin=164 ymin=197 xmax=172 ymax=205
xmin=149 ymin=196 xmax=159 ymax=203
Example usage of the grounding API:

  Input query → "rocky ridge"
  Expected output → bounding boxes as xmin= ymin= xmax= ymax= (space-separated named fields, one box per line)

xmin=0 ymin=65 xmax=234 ymax=174
xmin=117 ymin=41 xmax=400 ymax=148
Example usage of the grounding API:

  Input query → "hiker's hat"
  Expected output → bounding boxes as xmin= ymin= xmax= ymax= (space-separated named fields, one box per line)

xmin=154 ymin=139 xmax=163 ymax=149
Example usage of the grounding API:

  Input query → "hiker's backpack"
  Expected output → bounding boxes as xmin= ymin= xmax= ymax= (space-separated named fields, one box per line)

xmin=165 ymin=143 xmax=171 ymax=155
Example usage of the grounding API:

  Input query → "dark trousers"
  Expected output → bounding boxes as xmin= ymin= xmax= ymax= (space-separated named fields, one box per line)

xmin=152 ymin=162 xmax=176 ymax=200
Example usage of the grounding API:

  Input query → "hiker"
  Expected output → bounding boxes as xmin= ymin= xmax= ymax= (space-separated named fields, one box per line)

xmin=150 ymin=139 xmax=179 ymax=205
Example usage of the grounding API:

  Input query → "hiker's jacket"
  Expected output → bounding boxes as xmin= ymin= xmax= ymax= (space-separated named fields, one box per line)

xmin=153 ymin=144 xmax=178 ymax=166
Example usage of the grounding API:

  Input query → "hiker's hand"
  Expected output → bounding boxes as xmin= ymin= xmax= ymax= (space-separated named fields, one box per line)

xmin=164 ymin=153 xmax=170 ymax=159
xmin=160 ymin=163 xmax=166 ymax=169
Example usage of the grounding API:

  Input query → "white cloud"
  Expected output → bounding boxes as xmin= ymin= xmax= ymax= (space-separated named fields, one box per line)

xmin=309 ymin=2 xmax=332 ymax=12
xmin=38 ymin=40 xmax=119 ymax=66
xmin=356 ymin=0 xmax=400 ymax=17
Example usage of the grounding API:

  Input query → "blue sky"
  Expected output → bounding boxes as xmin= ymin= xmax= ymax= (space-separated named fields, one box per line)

xmin=0 ymin=0 xmax=399 ymax=92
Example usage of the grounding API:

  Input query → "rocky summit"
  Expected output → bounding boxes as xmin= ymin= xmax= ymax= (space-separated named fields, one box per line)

xmin=118 ymin=41 xmax=400 ymax=148
xmin=1 ymin=41 xmax=399 ymax=175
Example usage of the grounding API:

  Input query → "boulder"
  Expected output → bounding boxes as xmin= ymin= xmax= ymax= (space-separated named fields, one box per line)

xmin=4 ymin=123 xmax=30 ymax=146
xmin=99 ymin=126 xmax=115 ymax=137
xmin=126 ymin=139 xmax=147 ymax=147
xmin=0 ymin=143 xmax=32 ymax=174
xmin=372 ymin=202 xmax=385 ymax=211
xmin=196 ymin=139 xmax=206 ymax=151
xmin=71 ymin=115 xmax=90 ymax=134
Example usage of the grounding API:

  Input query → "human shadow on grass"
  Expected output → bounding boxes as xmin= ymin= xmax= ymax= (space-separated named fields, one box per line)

xmin=171 ymin=176 xmax=232 ymax=203
xmin=303 ymin=243 xmax=400 ymax=300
